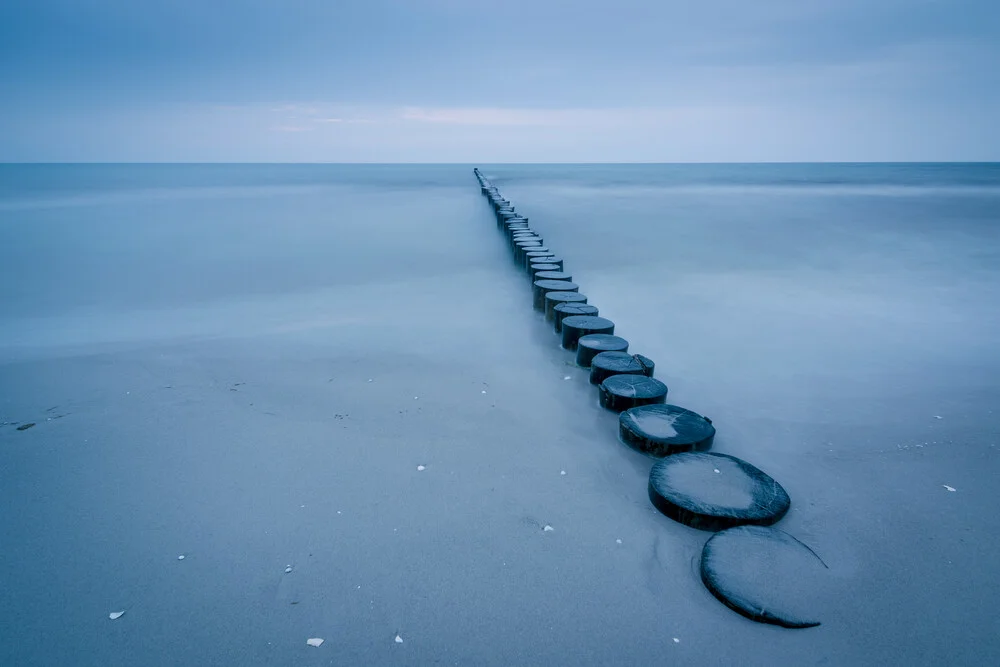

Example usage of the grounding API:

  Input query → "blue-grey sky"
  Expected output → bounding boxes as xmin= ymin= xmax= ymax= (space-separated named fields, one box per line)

xmin=1 ymin=0 xmax=998 ymax=162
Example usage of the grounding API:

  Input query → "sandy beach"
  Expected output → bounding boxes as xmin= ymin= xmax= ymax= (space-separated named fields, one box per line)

xmin=2 ymin=164 xmax=999 ymax=666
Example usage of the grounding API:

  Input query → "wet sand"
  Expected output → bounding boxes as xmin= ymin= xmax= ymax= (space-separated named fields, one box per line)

xmin=2 ymin=164 xmax=999 ymax=665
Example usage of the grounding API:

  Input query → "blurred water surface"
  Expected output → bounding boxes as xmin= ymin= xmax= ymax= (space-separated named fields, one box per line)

xmin=1 ymin=163 xmax=998 ymax=666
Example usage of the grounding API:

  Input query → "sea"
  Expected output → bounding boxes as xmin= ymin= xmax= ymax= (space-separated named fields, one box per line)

xmin=1 ymin=163 xmax=999 ymax=666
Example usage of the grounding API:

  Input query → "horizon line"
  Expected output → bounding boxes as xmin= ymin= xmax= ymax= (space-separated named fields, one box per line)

xmin=2 ymin=161 xmax=999 ymax=166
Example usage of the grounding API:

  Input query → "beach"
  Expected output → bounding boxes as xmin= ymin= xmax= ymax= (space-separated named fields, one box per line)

xmin=2 ymin=163 xmax=999 ymax=665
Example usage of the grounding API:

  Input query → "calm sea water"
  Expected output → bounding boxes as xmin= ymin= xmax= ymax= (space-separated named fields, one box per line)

xmin=1 ymin=163 xmax=999 ymax=666
xmin=2 ymin=162 xmax=998 ymax=318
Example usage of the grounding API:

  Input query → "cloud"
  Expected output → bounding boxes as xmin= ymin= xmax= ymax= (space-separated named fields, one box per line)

xmin=2 ymin=0 xmax=997 ymax=160
xmin=398 ymin=106 xmax=679 ymax=127
xmin=313 ymin=116 xmax=377 ymax=125
xmin=271 ymin=104 xmax=320 ymax=114
xmin=399 ymin=107 xmax=561 ymax=126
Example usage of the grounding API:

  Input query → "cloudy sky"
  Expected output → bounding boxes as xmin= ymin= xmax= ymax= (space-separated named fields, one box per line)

xmin=1 ymin=0 xmax=997 ymax=161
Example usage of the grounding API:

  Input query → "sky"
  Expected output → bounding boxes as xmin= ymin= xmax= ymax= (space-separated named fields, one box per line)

xmin=1 ymin=0 xmax=998 ymax=162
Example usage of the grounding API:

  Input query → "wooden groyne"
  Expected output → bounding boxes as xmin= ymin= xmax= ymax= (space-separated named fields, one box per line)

xmin=472 ymin=167 xmax=827 ymax=629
